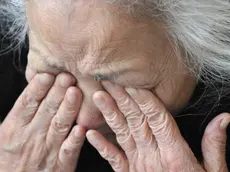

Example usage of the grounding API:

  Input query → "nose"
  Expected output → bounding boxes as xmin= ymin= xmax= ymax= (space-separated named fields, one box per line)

xmin=76 ymin=77 xmax=105 ymax=129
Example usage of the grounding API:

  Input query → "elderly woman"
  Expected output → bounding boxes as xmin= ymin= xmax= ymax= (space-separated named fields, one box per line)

xmin=0 ymin=0 xmax=230 ymax=171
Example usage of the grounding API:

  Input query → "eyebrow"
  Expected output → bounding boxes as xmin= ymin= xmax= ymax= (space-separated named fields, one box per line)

xmin=30 ymin=46 xmax=127 ymax=79
xmin=46 ymin=63 xmax=66 ymax=72
xmin=94 ymin=70 xmax=126 ymax=81
xmin=94 ymin=73 xmax=118 ymax=81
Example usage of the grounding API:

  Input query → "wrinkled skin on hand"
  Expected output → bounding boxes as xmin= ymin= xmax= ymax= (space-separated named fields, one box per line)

xmin=87 ymin=81 xmax=229 ymax=172
xmin=0 ymin=73 xmax=85 ymax=172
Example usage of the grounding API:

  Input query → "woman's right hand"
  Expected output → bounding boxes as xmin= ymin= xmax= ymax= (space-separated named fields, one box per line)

xmin=0 ymin=73 xmax=85 ymax=172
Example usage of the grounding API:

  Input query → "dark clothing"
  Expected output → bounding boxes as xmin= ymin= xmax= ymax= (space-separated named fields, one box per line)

xmin=0 ymin=42 xmax=229 ymax=171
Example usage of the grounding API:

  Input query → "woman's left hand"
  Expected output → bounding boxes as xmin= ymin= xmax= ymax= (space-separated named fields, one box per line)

xmin=86 ymin=81 xmax=229 ymax=172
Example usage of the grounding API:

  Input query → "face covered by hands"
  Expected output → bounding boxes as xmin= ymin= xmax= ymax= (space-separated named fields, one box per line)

xmin=23 ymin=1 xmax=229 ymax=170
xmin=25 ymin=0 xmax=196 ymax=130
xmin=87 ymin=81 xmax=229 ymax=172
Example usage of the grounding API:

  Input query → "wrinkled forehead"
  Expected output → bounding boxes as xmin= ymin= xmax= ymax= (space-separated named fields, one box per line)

xmin=0 ymin=0 xmax=160 ymax=56
xmin=26 ymin=0 xmax=165 ymax=66
xmin=28 ymin=43 xmax=155 ymax=76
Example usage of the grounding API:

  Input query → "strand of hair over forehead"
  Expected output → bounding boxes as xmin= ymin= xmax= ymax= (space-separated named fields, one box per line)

xmin=2 ymin=0 xmax=230 ymax=84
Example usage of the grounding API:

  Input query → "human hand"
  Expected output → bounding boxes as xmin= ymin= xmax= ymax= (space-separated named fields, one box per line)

xmin=87 ymin=81 xmax=229 ymax=172
xmin=0 ymin=73 xmax=85 ymax=172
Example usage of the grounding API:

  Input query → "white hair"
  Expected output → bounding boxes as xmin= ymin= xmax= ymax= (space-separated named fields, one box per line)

xmin=0 ymin=0 xmax=27 ymax=53
xmin=1 ymin=0 xmax=230 ymax=84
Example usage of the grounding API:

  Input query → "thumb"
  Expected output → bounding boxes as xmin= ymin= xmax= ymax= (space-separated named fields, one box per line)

xmin=202 ymin=113 xmax=229 ymax=172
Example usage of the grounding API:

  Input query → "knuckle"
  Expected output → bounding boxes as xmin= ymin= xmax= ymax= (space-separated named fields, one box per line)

xmin=109 ymin=154 xmax=124 ymax=171
xmin=64 ymin=107 xmax=77 ymax=116
xmin=105 ymin=111 xmax=119 ymax=121
xmin=100 ymin=147 xmax=109 ymax=159
xmin=68 ymin=135 xmax=83 ymax=147
xmin=112 ymin=121 xmax=127 ymax=133
xmin=117 ymin=128 xmax=131 ymax=143
xmin=117 ymin=95 xmax=131 ymax=108
xmin=204 ymin=133 xmax=226 ymax=150
xmin=140 ymin=98 xmax=165 ymax=116
xmin=139 ymin=99 xmax=154 ymax=110
xmin=21 ymin=90 xmax=40 ymax=111
xmin=123 ymin=105 xmax=140 ymax=118
xmin=61 ymin=141 xmax=79 ymax=155
xmin=126 ymin=112 xmax=144 ymax=128
xmin=117 ymin=96 xmax=142 ymax=118
xmin=147 ymin=110 xmax=167 ymax=127
xmin=63 ymin=149 xmax=73 ymax=156
xmin=150 ymin=115 xmax=179 ymax=146
xmin=52 ymin=118 xmax=71 ymax=133
xmin=2 ymin=142 xmax=21 ymax=154
xmin=62 ymin=146 xmax=74 ymax=156
xmin=101 ymin=147 xmax=121 ymax=164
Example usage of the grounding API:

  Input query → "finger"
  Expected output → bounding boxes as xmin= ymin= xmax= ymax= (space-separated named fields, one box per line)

xmin=87 ymin=130 xmax=129 ymax=172
xmin=31 ymin=73 xmax=76 ymax=130
xmin=93 ymin=91 xmax=136 ymax=153
xmin=4 ymin=73 xmax=55 ymax=127
xmin=202 ymin=113 xmax=229 ymax=172
xmin=57 ymin=125 xmax=86 ymax=171
xmin=25 ymin=65 xmax=36 ymax=82
xmin=46 ymin=87 xmax=82 ymax=150
xmin=102 ymin=81 xmax=155 ymax=149
xmin=125 ymin=88 xmax=184 ymax=149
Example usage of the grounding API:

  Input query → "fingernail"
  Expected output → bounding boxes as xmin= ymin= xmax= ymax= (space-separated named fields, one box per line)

xmin=39 ymin=74 xmax=53 ymax=85
xmin=87 ymin=131 xmax=100 ymax=145
xmin=63 ymin=149 xmax=72 ymax=155
xmin=125 ymin=88 xmax=137 ymax=96
xmin=220 ymin=116 xmax=230 ymax=130
xmin=95 ymin=97 xmax=105 ymax=107
xmin=59 ymin=75 xmax=74 ymax=88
